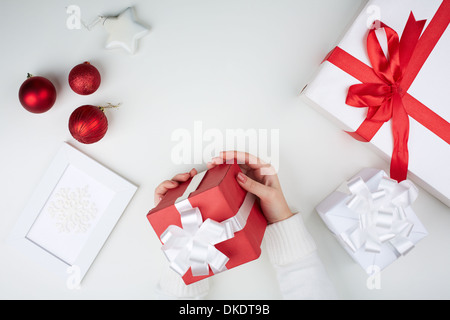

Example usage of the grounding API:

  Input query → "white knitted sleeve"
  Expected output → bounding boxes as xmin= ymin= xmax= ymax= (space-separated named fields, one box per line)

xmin=264 ymin=214 xmax=338 ymax=299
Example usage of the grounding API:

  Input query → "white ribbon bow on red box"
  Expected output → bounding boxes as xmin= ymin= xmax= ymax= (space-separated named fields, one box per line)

xmin=160 ymin=170 xmax=256 ymax=277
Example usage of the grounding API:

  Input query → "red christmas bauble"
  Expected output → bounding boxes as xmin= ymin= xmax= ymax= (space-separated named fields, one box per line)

xmin=68 ymin=105 xmax=108 ymax=144
xmin=18 ymin=75 xmax=57 ymax=113
xmin=68 ymin=62 xmax=101 ymax=95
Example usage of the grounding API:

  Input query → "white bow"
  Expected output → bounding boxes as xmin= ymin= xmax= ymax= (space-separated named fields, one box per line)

xmin=159 ymin=170 xmax=256 ymax=277
xmin=160 ymin=206 xmax=231 ymax=277
xmin=340 ymin=175 xmax=418 ymax=256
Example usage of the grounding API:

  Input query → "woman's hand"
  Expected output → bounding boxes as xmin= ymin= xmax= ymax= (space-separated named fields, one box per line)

xmin=154 ymin=168 xmax=198 ymax=206
xmin=208 ymin=151 xmax=293 ymax=224
xmin=154 ymin=151 xmax=292 ymax=224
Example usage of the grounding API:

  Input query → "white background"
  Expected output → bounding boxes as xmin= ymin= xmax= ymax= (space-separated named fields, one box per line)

xmin=1 ymin=0 xmax=449 ymax=299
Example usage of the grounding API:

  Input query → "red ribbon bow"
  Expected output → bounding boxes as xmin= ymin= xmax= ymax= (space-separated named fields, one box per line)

xmin=326 ymin=1 xmax=450 ymax=182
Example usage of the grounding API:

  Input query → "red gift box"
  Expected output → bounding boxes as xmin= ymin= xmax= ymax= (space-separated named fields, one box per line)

xmin=147 ymin=164 xmax=267 ymax=284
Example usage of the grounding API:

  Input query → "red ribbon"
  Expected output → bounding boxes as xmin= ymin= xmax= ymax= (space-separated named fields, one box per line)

xmin=326 ymin=0 xmax=450 ymax=182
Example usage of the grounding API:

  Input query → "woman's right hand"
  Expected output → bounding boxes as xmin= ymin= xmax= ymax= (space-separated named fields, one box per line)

xmin=208 ymin=151 xmax=293 ymax=224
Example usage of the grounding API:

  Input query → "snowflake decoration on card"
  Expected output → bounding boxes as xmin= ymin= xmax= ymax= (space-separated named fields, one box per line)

xmin=47 ymin=185 xmax=98 ymax=233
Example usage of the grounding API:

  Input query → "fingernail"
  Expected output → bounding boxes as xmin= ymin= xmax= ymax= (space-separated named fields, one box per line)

xmin=236 ymin=172 xmax=247 ymax=183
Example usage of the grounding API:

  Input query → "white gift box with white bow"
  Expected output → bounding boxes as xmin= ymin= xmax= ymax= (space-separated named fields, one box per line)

xmin=316 ymin=168 xmax=428 ymax=273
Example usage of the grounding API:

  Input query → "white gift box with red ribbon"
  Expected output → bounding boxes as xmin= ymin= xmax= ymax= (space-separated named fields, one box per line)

xmin=302 ymin=0 xmax=450 ymax=207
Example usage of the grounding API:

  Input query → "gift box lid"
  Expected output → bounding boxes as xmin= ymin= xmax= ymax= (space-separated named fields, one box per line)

xmin=151 ymin=164 xmax=231 ymax=212
xmin=148 ymin=164 xmax=254 ymax=237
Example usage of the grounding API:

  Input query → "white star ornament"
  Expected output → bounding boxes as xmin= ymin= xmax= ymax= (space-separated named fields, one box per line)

xmin=103 ymin=7 xmax=149 ymax=54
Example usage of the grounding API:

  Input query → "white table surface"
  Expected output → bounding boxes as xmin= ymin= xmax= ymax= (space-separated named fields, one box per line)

xmin=1 ymin=0 xmax=449 ymax=300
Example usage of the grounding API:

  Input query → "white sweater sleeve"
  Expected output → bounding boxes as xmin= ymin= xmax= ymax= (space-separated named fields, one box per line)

xmin=156 ymin=213 xmax=337 ymax=300
xmin=156 ymin=267 xmax=210 ymax=299
xmin=264 ymin=213 xmax=338 ymax=299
